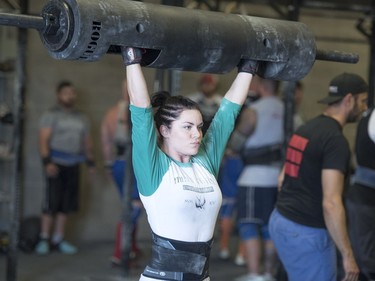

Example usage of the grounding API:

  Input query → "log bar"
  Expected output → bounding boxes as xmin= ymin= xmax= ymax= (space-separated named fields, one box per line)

xmin=0 ymin=0 xmax=359 ymax=80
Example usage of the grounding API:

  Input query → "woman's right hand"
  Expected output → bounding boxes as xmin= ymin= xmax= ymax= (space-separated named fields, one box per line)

xmin=121 ymin=47 xmax=143 ymax=66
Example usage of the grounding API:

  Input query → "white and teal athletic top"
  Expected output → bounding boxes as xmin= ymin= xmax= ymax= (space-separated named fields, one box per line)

xmin=130 ymin=98 xmax=241 ymax=243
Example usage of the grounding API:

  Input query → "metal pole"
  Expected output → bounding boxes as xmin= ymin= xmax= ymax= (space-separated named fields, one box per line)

xmin=283 ymin=0 xmax=301 ymax=146
xmin=121 ymin=137 xmax=133 ymax=275
xmin=168 ymin=70 xmax=182 ymax=96
xmin=6 ymin=0 xmax=28 ymax=280
xmin=153 ymin=69 xmax=165 ymax=93
xmin=356 ymin=4 xmax=375 ymax=108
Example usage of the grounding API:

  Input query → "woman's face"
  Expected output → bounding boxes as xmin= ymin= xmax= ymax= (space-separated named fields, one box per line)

xmin=161 ymin=109 xmax=203 ymax=162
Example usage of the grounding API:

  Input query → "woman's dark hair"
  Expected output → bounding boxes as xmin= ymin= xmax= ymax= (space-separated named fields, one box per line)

xmin=151 ymin=91 xmax=201 ymax=131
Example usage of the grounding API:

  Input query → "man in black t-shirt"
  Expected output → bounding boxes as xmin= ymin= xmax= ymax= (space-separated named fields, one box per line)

xmin=269 ymin=73 xmax=368 ymax=281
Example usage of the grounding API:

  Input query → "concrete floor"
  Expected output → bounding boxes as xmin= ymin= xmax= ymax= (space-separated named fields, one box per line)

xmin=0 ymin=232 xmax=250 ymax=281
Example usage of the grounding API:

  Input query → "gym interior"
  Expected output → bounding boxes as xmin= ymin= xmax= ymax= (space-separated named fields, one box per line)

xmin=0 ymin=0 xmax=373 ymax=280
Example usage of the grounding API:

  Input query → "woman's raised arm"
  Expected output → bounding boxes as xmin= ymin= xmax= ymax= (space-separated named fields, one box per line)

xmin=121 ymin=47 xmax=150 ymax=108
xmin=224 ymin=59 xmax=258 ymax=106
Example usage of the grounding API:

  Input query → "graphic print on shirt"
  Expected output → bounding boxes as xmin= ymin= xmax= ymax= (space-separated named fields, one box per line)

xmin=285 ymin=134 xmax=309 ymax=178
xmin=176 ymin=167 xmax=216 ymax=211
xmin=181 ymin=183 xmax=212 ymax=210
xmin=195 ymin=196 xmax=207 ymax=209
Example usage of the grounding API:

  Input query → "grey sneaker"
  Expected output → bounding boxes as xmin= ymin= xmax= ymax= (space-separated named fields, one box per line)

xmin=35 ymin=240 xmax=50 ymax=255
xmin=234 ymin=254 xmax=246 ymax=266
xmin=56 ymin=240 xmax=77 ymax=255
xmin=219 ymin=249 xmax=230 ymax=260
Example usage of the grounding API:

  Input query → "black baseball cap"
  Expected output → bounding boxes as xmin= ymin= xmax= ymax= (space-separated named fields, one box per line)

xmin=318 ymin=73 xmax=368 ymax=104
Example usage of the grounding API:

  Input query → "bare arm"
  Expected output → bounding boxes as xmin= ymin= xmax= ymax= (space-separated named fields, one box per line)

xmin=224 ymin=72 xmax=254 ymax=106
xmin=277 ymin=164 xmax=285 ymax=191
xmin=84 ymin=133 xmax=95 ymax=164
xmin=39 ymin=127 xmax=58 ymax=176
xmin=224 ymin=58 xmax=259 ymax=105
xmin=126 ymin=64 xmax=150 ymax=108
xmin=121 ymin=47 xmax=150 ymax=108
xmin=369 ymin=108 xmax=375 ymax=142
xmin=226 ymin=105 xmax=256 ymax=154
xmin=39 ymin=127 xmax=52 ymax=159
xmin=219 ymin=60 xmax=258 ymax=153
xmin=322 ymin=169 xmax=359 ymax=281
xmin=237 ymin=107 xmax=257 ymax=136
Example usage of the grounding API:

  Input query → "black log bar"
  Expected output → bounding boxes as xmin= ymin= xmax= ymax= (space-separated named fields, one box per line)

xmin=0 ymin=0 xmax=360 ymax=81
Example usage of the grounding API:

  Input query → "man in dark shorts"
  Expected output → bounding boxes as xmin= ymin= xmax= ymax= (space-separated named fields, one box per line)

xmin=35 ymin=81 xmax=95 ymax=255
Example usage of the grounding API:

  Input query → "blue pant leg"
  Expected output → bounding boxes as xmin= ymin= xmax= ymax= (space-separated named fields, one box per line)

xmin=112 ymin=160 xmax=142 ymax=226
xmin=112 ymin=160 xmax=140 ymax=199
xmin=269 ymin=209 xmax=337 ymax=281
xmin=111 ymin=160 xmax=125 ymax=198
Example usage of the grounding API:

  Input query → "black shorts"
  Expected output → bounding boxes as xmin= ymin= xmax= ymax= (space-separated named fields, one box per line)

xmin=237 ymin=186 xmax=277 ymax=224
xmin=42 ymin=164 xmax=80 ymax=214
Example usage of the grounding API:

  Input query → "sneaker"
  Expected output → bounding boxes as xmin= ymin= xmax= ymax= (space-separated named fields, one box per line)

xmin=219 ymin=249 xmax=230 ymax=260
xmin=56 ymin=240 xmax=77 ymax=255
xmin=234 ymin=254 xmax=246 ymax=266
xmin=35 ymin=240 xmax=50 ymax=255
xmin=110 ymin=256 xmax=122 ymax=266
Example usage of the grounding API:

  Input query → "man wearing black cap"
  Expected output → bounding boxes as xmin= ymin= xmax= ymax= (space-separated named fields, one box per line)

xmin=269 ymin=73 xmax=368 ymax=281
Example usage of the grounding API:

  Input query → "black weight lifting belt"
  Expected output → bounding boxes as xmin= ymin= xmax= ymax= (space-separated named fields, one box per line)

xmin=142 ymin=232 xmax=213 ymax=281
xmin=242 ymin=143 xmax=283 ymax=166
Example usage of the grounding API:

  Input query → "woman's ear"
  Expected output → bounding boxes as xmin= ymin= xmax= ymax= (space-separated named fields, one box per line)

xmin=159 ymin=125 xmax=170 ymax=138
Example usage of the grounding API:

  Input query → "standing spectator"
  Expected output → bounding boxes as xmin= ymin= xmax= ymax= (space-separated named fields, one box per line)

xmin=35 ymin=81 xmax=95 ymax=255
xmin=189 ymin=74 xmax=222 ymax=135
xmin=101 ymin=79 xmax=143 ymax=264
xmin=232 ymin=76 xmax=283 ymax=281
xmin=269 ymin=73 xmax=368 ymax=281
xmin=346 ymin=106 xmax=375 ymax=281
